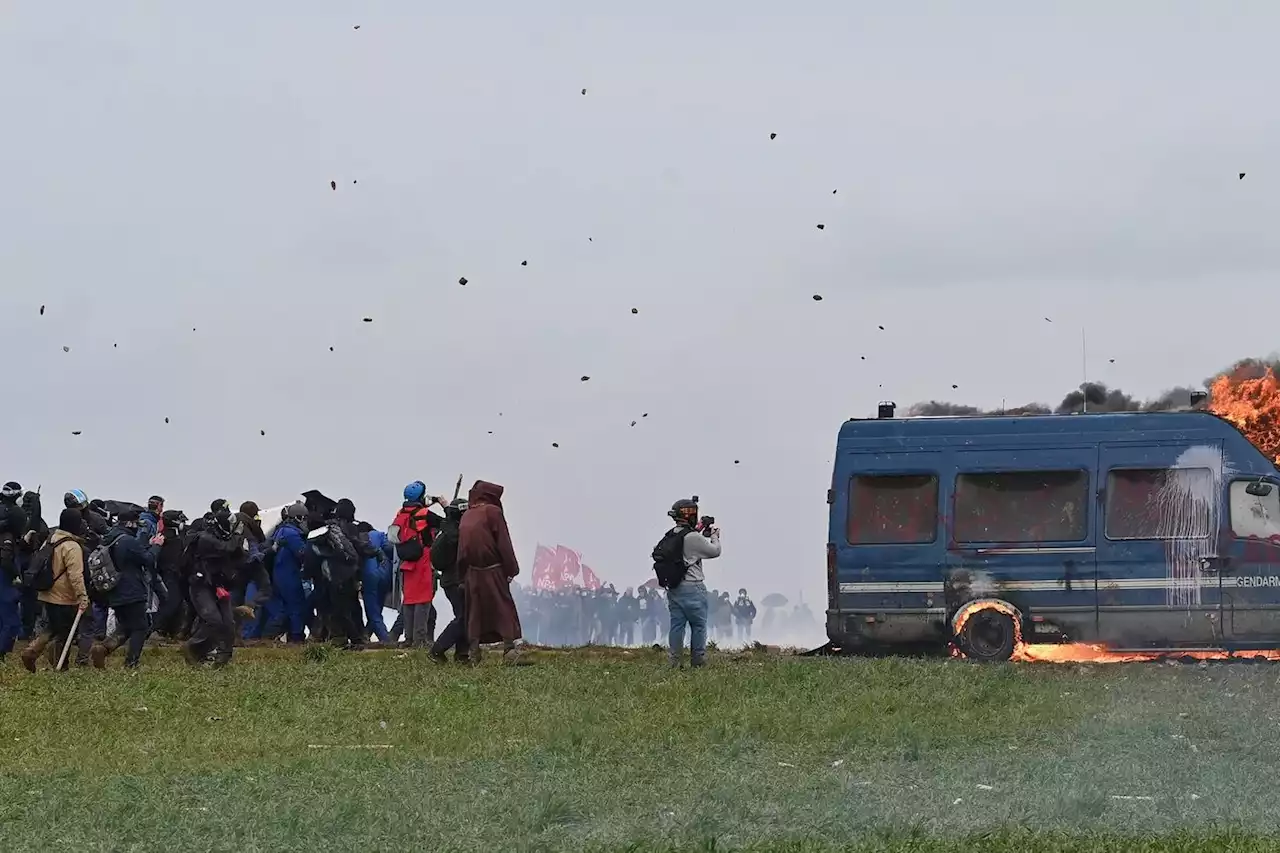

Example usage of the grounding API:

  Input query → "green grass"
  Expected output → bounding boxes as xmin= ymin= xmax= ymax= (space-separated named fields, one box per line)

xmin=1 ymin=646 xmax=1279 ymax=851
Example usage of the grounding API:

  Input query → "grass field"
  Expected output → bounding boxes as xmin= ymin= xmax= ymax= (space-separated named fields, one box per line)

xmin=2 ymin=645 xmax=1279 ymax=852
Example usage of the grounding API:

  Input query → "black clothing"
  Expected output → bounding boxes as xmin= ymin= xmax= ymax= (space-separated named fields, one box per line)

xmin=431 ymin=584 xmax=468 ymax=660
xmin=187 ymin=585 xmax=233 ymax=665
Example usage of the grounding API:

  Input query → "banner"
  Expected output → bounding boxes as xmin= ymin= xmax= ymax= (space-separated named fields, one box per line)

xmin=530 ymin=544 xmax=604 ymax=591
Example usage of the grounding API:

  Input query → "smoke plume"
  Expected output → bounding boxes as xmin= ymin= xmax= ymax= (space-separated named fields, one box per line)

xmin=904 ymin=357 xmax=1277 ymax=417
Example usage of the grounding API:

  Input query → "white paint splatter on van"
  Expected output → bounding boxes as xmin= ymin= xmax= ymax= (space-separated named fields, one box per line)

xmin=1157 ymin=445 xmax=1232 ymax=608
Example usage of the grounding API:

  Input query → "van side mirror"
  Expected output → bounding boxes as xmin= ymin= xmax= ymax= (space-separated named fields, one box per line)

xmin=1246 ymin=481 xmax=1274 ymax=497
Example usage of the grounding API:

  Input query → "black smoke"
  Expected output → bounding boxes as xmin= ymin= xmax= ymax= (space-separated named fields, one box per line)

xmin=904 ymin=356 xmax=1280 ymax=417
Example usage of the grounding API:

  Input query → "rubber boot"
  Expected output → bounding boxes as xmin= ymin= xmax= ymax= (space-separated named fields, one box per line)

xmin=20 ymin=634 xmax=50 ymax=673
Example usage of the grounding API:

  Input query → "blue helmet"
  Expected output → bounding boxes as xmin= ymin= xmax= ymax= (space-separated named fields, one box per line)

xmin=403 ymin=481 xmax=426 ymax=503
xmin=64 ymin=488 xmax=88 ymax=509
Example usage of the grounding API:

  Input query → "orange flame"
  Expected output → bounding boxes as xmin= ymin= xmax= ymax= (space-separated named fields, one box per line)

xmin=953 ymin=602 xmax=1280 ymax=663
xmin=1209 ymin=367 xmax=1280 ymax=464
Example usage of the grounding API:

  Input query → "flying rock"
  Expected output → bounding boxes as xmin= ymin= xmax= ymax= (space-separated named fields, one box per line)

xmin=877 ymin=325 xmax=885 ymax=331
xmin=71 ymin=431 xmax=81 ymax=436
xmin=812 ymin=294 xmax=823 ymax=301
xmin=521 ymin=260 xmax=527 ymax=266
xmin=39 ymin=305 xmax=45 ymax=316
xmin=581 ymin=88 xmax=587 ymax=95
xmin=551 ymin=442 xmax=560 ymax=448
xmin=330 ymin=181 xmax=336 ymax=191
xmin=260 ymin=430 xmax=266 ymax=436
xmin=458 ymin=277 xmax=468 ymax=286
xmin=362 ymin=317 xmax=373 ymax=323
xmin=1240 ymin=172 xmax=1246 ymax=180
xmin=816 ymin=223 xmax=825 ymax=230
xmin=580 ymin=376 xmax=590 ymax=382
xmin=164 ymin=417 xmax=170 ymax=424
xmin=62 ymin=346 xmax=69 ymax=353
xmin=769 ymin=133 xmax=777 ymax=140
xmin=631 ymin=307 xmax=638 ymax=314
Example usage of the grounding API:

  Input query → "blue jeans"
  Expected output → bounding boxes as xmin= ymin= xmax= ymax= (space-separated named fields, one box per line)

xmin=361 ymin=560 xmax=391 ymax=643
xmin=667 ymin=581 xmax=708 ymax=665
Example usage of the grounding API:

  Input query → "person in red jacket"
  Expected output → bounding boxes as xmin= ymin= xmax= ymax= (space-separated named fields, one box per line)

xmin=390 ymin=481 xmax=446 ymax=648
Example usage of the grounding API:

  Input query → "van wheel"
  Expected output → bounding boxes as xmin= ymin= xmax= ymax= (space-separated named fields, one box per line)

xmin=956 ymin=608 xmax=1017 ymax=662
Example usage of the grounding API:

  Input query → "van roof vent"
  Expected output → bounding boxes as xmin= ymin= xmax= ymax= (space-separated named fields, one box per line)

xmin=877 ymin=401 xmax=896 ymax=420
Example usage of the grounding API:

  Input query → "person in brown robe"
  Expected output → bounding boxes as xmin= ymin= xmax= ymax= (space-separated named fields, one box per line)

xmin=457 ymin=480 xmax=522 ymax=663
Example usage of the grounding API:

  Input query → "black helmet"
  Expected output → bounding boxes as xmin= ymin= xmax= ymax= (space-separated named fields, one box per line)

xmin=0 ymin=482 xmax=21 ymax=502
xmin=283 ymin=502 xmax=307 ymax=522
xmin=161 ymin=509 xmax=188 ymax=526
xmin=668 ymin=498 xmax=698 ymax=525
xmin=211 ymin=509 xmax=234 ymax=537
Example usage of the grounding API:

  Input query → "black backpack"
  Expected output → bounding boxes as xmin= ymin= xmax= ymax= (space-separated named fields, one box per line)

xmin=21 ymin=537 xmax=66 ymax=592
xmin=651 ymin=528 xmax=693 ymax=589
xmin=430 ymin=524 xmax=459 ymax=574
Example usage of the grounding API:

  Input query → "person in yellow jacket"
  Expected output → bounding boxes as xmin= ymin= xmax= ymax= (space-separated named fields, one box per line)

xmin=20 ymin=508 xmax=91 ymax=672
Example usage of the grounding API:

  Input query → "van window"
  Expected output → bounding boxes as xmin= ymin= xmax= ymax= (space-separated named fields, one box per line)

xmin=847 ymin=474 xmax=938 ymax=545
xmin=1230 ymin=481 xmax=1280 ymax=540
xmin=1105 ymin=468 xmax=1213 ymax=540
xmin=953 ymin=470 xmax=1089 ymax=543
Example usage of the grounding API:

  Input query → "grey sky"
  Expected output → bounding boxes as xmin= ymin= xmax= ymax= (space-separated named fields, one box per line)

xmin=3 ymin=3 xmax=1278 ymax=637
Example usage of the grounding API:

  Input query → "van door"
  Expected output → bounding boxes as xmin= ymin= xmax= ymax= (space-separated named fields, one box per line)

xmin=1097 ymin=441 xmax=1224 ymax=647
xmin=947 ymin=448 xmax=1097 ymax=643
xmin=1221 ymin=477 xmax=1280 ymax=642
xmin=834 ymin=451 xmax=946 ymax=645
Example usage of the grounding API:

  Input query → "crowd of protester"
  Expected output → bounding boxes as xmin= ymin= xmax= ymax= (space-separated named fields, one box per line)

xmin=0 ymin=481 xmax=814 ymax=671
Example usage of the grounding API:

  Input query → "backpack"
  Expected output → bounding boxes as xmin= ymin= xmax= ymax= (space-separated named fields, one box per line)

xmin=20 ymin=537 xmax=65 ymax=592
xmin=430 ymin=524 xmax=459 ymax=573
xmin=325 ymin=523 xmax=359 ymax=565
xmin=651 ymin=528 xmax=693 ymax=590
xmin=86 ymin=537 xmax=123 ymax=595
xmin=390 ymin=507 xmax=430 ymax=563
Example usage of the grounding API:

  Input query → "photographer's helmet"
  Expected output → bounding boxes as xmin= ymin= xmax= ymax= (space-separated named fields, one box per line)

xmin=403 ymin=481 xmax=427 ymax=504
xmin=668 ymin=498 xmax=698 ymax=526
xmin=64 ymin=489 xmax=89 ymax=510
xmin=1 ymin=482 xmax=21 ymax=502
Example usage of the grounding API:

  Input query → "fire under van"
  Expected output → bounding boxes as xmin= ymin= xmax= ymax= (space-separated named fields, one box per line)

xmin=826 ymin=406 xmax=1280 ymax=660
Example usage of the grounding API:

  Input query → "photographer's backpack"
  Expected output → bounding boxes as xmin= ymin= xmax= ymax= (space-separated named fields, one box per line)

xmin=651 ymin=528 xmax=692 ymax=590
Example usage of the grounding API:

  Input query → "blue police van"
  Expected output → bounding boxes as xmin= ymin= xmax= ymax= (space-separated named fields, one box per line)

xmin=826 ymin=404 xmax=1280 ymax=660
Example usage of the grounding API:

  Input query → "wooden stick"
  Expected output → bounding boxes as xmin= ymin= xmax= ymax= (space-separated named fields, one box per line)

xmin=56 ymin=608 xmax=84 ymax=671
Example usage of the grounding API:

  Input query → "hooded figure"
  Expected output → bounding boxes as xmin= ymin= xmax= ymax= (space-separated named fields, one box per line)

xmin=457 ymin=480 xmax=522 ymax=660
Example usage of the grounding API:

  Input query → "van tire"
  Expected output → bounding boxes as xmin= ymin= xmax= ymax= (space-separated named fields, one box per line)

xmin=956 ymin=608 xmax=1017 ymax=662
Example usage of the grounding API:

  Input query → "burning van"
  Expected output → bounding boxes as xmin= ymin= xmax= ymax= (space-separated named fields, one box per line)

xmin=825 ymin=405 xmax=1280 ymax=660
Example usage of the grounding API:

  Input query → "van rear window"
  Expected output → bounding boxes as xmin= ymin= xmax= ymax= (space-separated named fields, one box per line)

xmin=1105 ymin=467 xmax=1213 ymax=540
xmin=847 ymin=474 xmax=938 ymax=545
xmin=953 ymin=470 xmax=1089 ymax=543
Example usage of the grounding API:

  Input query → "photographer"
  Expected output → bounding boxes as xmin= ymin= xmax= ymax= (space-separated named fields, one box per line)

xmin=651 ymin=497 xmax=721 ymax=669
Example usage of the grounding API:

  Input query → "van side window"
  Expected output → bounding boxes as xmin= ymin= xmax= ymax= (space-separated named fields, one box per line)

xmin=1105 ymin=468 xmax=1213 ymax=540
xmin=847 ymin=474 xmax=938 ymax=545
xmin=1229 ymin=481 xmax=1280 ymax=540
xmin=953 ymin=471 xmax=1088 ymax=543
